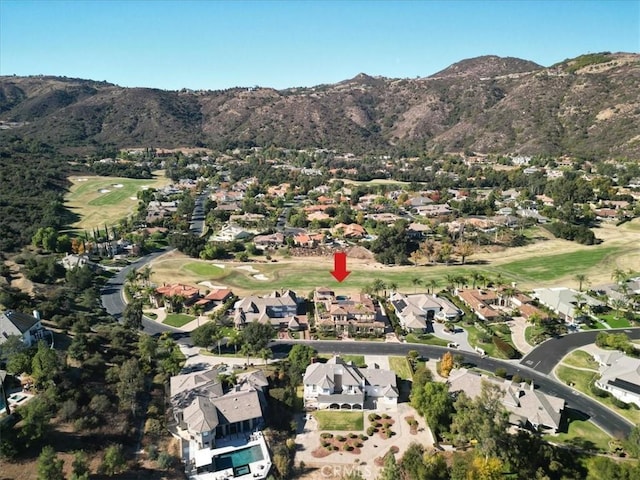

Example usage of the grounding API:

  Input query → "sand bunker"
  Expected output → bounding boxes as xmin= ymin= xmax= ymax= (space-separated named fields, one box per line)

xmin=112 ymin=183 xmax=124 ymax=188
xmin=213 ymin=264 xmax=226 ymax=269
xmin=199 ymin=281 xmax=228 ymax=289
xmin=253 ymin=274 xmax=269 ymax=281
xmin=129 ymin=196 xmax=138 ymax=200
xmin=99 ymin=189 xmax=111 ymax=193
xmin=76 ymin=178 xmax=88 ymax=182
xmin=236 ymin=265 xmax=259 ymax=273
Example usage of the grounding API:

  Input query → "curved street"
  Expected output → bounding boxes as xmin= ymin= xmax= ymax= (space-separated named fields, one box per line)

xmin=99 ymin=242 xmax=640 ymax=439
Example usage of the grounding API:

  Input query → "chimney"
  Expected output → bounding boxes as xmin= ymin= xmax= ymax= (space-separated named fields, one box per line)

xmin=32 ymin=310 xmax=41 ymax=321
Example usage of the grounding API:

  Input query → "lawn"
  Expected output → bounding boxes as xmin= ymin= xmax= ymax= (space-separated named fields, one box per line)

xmin=462 ymin=324 xmax=499 ymax=357
xmin=493 ymin=246 xmax=619 ymax=283
xmin=598 ymin=312 xmax=631 ymax=329
xmin=544 ymin=408 xmax=612 ymax=453
xmin=318 ymin=354 xmax=365 ymax=367
xmin=555 ymin=365 xmax=640 ymax=425
xmin=163 ymin=314 xmax=195 ymax=328
xmin=561 ymin=350 xmax=599 ymax=370
xmin=389 ymin=356 xmax=413 ymax=380
xmin=65 ymin=173 xmax=170 ymax=231
xmin=405 ymin=333 xmax=449 ymax=347
xmin=524 ymin=325 xmax=545 ymax=345
xmin=184 ymin=262 xmax=226 ymax=277
xmin=314 ymin=411 xmax=364 ymax=431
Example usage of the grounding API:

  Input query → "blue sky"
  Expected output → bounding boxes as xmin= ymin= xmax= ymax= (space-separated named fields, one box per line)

xmin=1 ymin=0 xmax=638 ymax=90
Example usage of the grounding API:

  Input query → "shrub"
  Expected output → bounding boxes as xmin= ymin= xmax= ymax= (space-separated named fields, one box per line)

xmin=359 ymin=434 xmax=368 ymax=441
xmin=389 ymin=445 xmax=400 ymax=454
xmin=367 ymin=426 xmax=376 ymax=436
xmin=320 ymin=432 xmax=333 ymax=439
xmin=368 ymin=413 xmax=380 ymax=422
xmin=495 ymin=368 xmax=507 ymax=378
xmin=492 ymin=335 xmax=519 ymax=359
xmin=147 ymin=445 xmax=159 ymax=461
xmin=336 ymin=435 xmax=346 ymax=442
xmin=349 ymin=433 xmax=358 ymax=439
xmin=344 ymin=445 xmax=353 ymax=451
xmin=381 ymin=413 xmax=390 ymax=420
xmin=512 ymin=374 xmax=523 ymax=384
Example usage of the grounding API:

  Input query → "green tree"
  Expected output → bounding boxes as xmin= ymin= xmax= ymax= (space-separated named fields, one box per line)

xmin=259 ymin=347 xmax=273 ymax=366
xmin=241 ymin=321 xmax=275 ymax=352
xmin=37 ymin=445 xmax=64 ymax=480
xmin=450 ymin=382 xmax=510 ymax=459
xmin=18 ymin=397 xmax=53 ymax=447
xmin=116 ymin=358 xmax=144 ymax=415
xmin=574 ymin=273 xmax=588 ymax=292
xmin=138 ymin=333 xmax=157 ymax=365
xmin=100 ymin=444 xmax=126 ymax=476
xmin=625 ymin=424 xmax=640 ymax=458
xmin=411 ymin=381 xmax=453 ymax=438
xmin=70 ymin=450 xmax=90 ymax=480
xmin=411 ymin=277 xmax=422 ymax=293
xmin=123 ymin=299 xmax=143 ymax=330
xmin=31 ymin=341 xmax=62 ymax=389
xmin=287 ymin=344 xmax=316 ymax=381
xmin=379 ymin=451 xmax=401 ymax=480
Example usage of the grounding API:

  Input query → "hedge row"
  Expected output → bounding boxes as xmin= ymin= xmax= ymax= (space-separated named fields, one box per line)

xmin=492 ymin=335 xmax=519 ymax=359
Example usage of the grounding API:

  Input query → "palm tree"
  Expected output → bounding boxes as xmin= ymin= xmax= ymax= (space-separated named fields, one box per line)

xmin=611 ymin=268 xmax=627 ymax=285
xmin=426 ymin=279 xmax=438 ymax=295
xmin=139 ymin=265 xmax=152 ymax=287
xmin=470 ymin=272 xmax=484 ymax=289
xmin=211 ymin=327 xmax=224 ymax=356
xmin=240 ymin=344 xmax=253 ymax=366
xmin=228 ymin=329 xmax=241 ymax=354
xmin=411 ymin=277 xmax=422 ymax=294
xmin=444 ymin=274 xmax=457 ymax=292
xmin=259 ymin=348 xmax=273 ymax=366
xmin=574 ymin=273 xmax=588 ymax=292
xmin=371 ymin=279 xmax=386 ymax=297
xmin=387 ymin=282 xmax=398 ymax=295
xmin=611 ymin=298 xmax=626 ymax=319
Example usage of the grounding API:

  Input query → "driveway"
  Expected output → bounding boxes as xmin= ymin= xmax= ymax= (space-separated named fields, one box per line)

xmin=432 ymin=322 xmax=473 ymax=352
xmin=509 ymin=317 xmax=533 ymax=355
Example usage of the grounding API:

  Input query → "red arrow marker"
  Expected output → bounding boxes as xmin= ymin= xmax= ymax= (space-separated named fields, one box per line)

xmin=331 ymin=251 xmax=351 ymax=282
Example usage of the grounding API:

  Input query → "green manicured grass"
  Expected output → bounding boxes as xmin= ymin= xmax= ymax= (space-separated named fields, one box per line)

xmin=405 ymin=333 xmax=449 ymax=347
xmin=319 ymin=354 xmax=365 ymax=367
xmin=493 ymin=247 xmax=619 ymax=283
xmin=524 ymin=325 xmax=544 ymax=345
xmin=598 ymin=313 xmax=631 ymax=329
xmin=462 ymin=324 xmax=498 ymax=357
xmin=163 ymin=313 xmax=195 ymax=327
xmin=184 ymin=262 xmax=226 ymax=277
xmin=389 ymin=356 xmax=413 ymax=380
xmin=544 ymin=409 xmax=612 ymax=453
xmin=562 ymin=350 xmax=599 ymax=370
xmin=555 ymin=365 xmax=640 ymax=424
xmin=66 ymin=174 xmax=170 ymax=231
xmin=144 ymin=311 xmax=158 ymax=320
xmin=314 ymin=411 xmax=364 ymax=431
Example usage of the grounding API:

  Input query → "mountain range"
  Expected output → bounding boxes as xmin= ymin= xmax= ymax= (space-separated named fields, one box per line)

xmin=1 ymin=52 xmax=638 ymax=158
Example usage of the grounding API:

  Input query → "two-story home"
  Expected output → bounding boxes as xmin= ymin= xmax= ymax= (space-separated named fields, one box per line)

xmin=314 ymin=288 xmax=384 ymax=336
xmin=303 ymin=355 xmax=398 ymax=411
xmin=389 ymin=292 xmax=462 ymax=332
xmin=448 ymin=368 xmax=565 ymax=432
xmin=593 ymin=351 xmax=640 ymax=408
xmin=234 ymin=290 xmax=300 ymax=330
xmin=0 ymin=310 xmax=45 ymax=347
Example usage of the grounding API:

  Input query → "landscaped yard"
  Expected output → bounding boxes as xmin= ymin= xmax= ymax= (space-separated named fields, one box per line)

xmin=462 ymin=324 xmax=498 ymax=357
xmin=163 ymin=313 xmax=195 ymax=327
xmin=555 ymin=365 xmax=640 ymax=424
xmin=405 ymin=333 xmax=449 ymax=347
xmin=314 ymin=411 xmax=364 ymax=431
xmin=388 ymin=356 xmax=413 ymax=380
xmin=318 ymin=354 xmax=366 ymax=367
xmin=544 ymin=408 xmax=612 ymax=453
xmin=561 ymin=350 xmax=599 ymax=370
xmin=598 ymin=312 xmax=632 ymax=329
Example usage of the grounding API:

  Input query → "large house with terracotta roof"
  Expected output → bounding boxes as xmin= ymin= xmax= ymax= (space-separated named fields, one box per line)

xmin=314 ymin=288 xmax=384 ymax=336
xmin=152 ymin=283 xmax=201 ymax=310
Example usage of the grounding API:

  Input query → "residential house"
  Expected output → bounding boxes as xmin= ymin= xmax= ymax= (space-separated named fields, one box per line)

xmin=169 ymin=367 xmax=272 ymax=479
xmin=253 ymin=232 xmax=285 ymax=248
xmin=314 ymin=288 xmax=384 ymax=336
xmin=456 ymin=289 xmax=502 ymax=321
xmin=195 ymin=288 xmax=234 ymax=310
xmin=389 ymin=292 xmax=462 ymax=332
xmin=60 ymin=253 xmax=93 ymax=270
xmin=448 ymin=368 xmax=564 ymax=432
xmin=209 ymin=225 xmax=252 ymax=242
xmin=303 ymin=355 xmax=398 ymax=411
xmin=293 ymin=232 xmax=325 ymax=247
xmin=532 ymin=287 xmax=604 ymax=324
xmin=415 ymin=204 xmax=452 ymax=217
xmin=593 ymin=351 xmax=640 ymax=408
xmin=234 ymin=290 xmax=300 ymax=330
xmin=0 ymin=310 xmax=46 ymax=347
xmin=332 ymin=223 xmax=366 ymax=239
xmin=153 ymin=283 xmax=202 ymax=310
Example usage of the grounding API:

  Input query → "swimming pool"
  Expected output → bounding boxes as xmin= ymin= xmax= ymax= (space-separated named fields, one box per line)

xmin=214 ymin=444 xmax=264 ymax=473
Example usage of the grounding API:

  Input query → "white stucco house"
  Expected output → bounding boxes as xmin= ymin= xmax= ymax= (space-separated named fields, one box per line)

xmin=303 ymin=355 xmax=398 ymax=411
xmin=0 ymin=310 xmax=45 ymax=347
xmin=593 ymin=351 xmax=640 ymax=408
xmin=389 ymin=292 xmax=462 ymax=332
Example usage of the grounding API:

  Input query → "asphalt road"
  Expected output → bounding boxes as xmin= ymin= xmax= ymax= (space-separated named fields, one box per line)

xmin=100 ymin=248 xmax=181 ymax=336
xmin=520 ymin=328 xmax=640 ymax=374
xmin=272 ymin=340 xmax=635 ymax=438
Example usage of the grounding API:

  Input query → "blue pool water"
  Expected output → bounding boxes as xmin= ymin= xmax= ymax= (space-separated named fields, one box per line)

xmin=214 ymin=445 xmax=264 ymax=473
